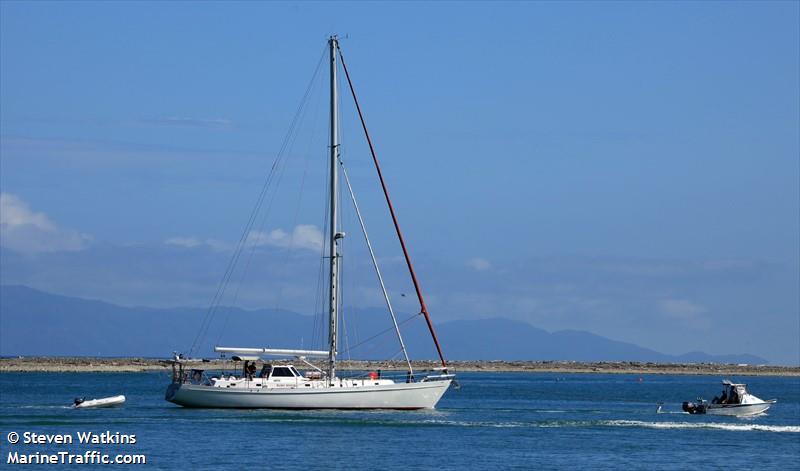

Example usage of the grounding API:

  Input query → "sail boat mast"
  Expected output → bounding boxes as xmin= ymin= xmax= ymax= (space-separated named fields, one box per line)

xmin=327 ymin=35 xmax=341 ymax=383
xmin=165 ymin=37 xmax=455 ymax=410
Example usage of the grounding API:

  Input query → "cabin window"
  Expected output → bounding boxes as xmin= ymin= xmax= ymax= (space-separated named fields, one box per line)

xmin=290 ymin=366 xmax=302 ymax=377
xmin=271 ymin=367 xmax=295 ymax=377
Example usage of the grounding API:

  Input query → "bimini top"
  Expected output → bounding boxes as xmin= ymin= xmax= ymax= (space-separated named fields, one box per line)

xmin=230 ymin=355 xmax=260 ymax=362
xmin=215 ymin=346 xmax=329 ymax=358
xmin=722 ymin=379 xmax=746 ymax=387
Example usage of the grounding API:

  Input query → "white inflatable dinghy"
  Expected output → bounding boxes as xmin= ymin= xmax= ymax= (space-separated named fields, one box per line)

xmin=73 ymin=395 xmax=126 ymax=409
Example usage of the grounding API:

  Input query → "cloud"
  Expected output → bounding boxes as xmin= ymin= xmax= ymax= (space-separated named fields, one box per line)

xmin=0 ymin=193 xmax=91 ymax=253
xmin=164 ymin=237 xmax=203 ymax=248
xmin=164 ymin=237 xmax=231 ymax=252
xmin=466 ymin=257 xmax=491 ymax=271
xmin=246 ymin=225 xmax=324 ymax=252
xmin=163 ymin=225 xmax=324 ymax=253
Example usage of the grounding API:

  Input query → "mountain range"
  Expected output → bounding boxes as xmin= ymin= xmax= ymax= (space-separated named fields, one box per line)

xmin=0 ymin=285 xmax=768 ymax=364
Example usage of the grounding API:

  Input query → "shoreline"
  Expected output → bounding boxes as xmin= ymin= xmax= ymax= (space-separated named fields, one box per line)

xmin=1 ymin=357 xmax=798 ymax=376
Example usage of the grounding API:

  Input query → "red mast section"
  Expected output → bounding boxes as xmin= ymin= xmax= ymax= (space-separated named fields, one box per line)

xmin=337 ymin=46 xmax=448 ymax=370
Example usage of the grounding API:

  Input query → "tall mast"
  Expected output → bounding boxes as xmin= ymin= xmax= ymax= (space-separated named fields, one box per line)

xmin=327 ymin=35 xmax=341 ymax=383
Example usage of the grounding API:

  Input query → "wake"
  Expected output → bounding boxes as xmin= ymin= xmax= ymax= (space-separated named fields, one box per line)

xmin=603 ymin=420 xmax=800 ymax=433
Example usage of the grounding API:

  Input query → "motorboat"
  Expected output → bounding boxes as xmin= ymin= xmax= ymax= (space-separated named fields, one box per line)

xmin=682 ymin=380 xmax=776 ymax=416
xmin=73 ymin=395 xmax=126 ymax=409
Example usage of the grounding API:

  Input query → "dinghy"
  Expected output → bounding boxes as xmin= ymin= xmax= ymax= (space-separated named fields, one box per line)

xmin=73 ymin=395 xmax=126 ymax=409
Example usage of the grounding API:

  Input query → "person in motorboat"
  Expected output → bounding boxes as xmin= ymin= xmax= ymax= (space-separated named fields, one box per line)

xmin=712 ymin=389 xmax=728 ymax=404
xmin=73 ymin=397 xmax=85 ymax=407
xmin=729 ymin=387 xmax=739 ymax=404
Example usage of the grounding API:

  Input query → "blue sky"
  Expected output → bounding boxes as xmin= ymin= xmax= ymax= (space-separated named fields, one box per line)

xmin=1 ymin=1 xmax=798 ymax=364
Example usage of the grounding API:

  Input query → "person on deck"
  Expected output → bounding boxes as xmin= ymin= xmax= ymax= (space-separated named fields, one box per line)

xmin=259 ymin=364 xmax=271 ymax=378
xmin=246 ymin=362 xmax=257 ymax=380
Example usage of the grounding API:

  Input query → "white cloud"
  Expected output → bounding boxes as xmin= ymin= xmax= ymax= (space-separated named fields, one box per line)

xmin=466 ymin=257 xmax=491 ymax=271
xmin=164 ymin=237 xmax=231 ymax=252
xmin=163 ymin=225 xmax=323 ymax=253
xmin=204 ymin=239 xmax=233 ymax=252
xmin=164 ymin=237 xmax=202 ymax=248
xmin=247 ymin=224 xmax=324 ymax=252
xmin=0 ymin=193 xmax=91 ymax=253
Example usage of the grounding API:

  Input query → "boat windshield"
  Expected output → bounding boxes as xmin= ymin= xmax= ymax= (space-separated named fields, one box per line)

xmin=270 ymin=367 xmax=295 ymax=378
xmin=716 ymin=383 xmax=748 ymax=404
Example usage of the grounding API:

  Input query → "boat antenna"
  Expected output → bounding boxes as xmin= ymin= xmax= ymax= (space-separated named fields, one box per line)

xmin=336 ymin=43 xmax=448 ymax=370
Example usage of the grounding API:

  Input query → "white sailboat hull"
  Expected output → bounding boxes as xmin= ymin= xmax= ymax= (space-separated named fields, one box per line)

xmin=166 ymin=380 xmax=451 ymax=409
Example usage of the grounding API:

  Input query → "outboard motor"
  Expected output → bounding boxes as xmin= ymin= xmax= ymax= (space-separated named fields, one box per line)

xmin=682 ymin=401 xmax=705 ymax=414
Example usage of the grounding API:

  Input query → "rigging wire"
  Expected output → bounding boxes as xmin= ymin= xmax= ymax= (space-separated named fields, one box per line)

xmin=214 ymin=65 xmax=323 ymax=348
xmin=337 ymin=43 xmax=448 ymax=369
xmin=310 ymin=107 xmax=333 ymax=353
xmin=270 ymin=71 xmax=325 ymax=315
xmin=192 ymin=41 xmax=443 ymax=375
xmin=339 ymin=311 xmax=422 ymax=357
xmin=334 ymin=68 xmax=354 ymax=362
xmin=189 ymin=45 xmax=327 ymax=356
xmin=339 ymin=157 xmax=412 ymax=372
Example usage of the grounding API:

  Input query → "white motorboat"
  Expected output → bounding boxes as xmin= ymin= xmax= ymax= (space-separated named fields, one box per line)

xmin=682 ymin=380 xmax=776 ymax=416
xmin=73 ymin=395 xmax=126 ymax=409
xmin=166 ymin=37 xmax=454 ymax=409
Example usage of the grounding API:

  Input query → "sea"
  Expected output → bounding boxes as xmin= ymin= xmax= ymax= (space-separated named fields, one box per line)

xmin=1 ymin=371 xmax=798 ymax=470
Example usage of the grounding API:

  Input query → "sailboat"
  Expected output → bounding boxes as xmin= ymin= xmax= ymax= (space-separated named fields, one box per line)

xmin=165 ymin=36 xmax=455 ymax=409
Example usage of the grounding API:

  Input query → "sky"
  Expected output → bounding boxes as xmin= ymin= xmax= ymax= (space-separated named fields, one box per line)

xmin=1 ymin=1 xmax=798 ymax=364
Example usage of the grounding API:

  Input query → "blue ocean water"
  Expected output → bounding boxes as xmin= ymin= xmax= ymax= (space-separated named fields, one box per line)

xmin=1 ymin=371 xmax=798 ymax=469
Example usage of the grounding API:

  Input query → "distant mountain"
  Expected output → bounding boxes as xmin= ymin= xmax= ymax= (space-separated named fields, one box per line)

xmin=431 ymin=320 xmax=767 ymax=364
xmin=0 ymin=285 xmax=768 ymax=364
